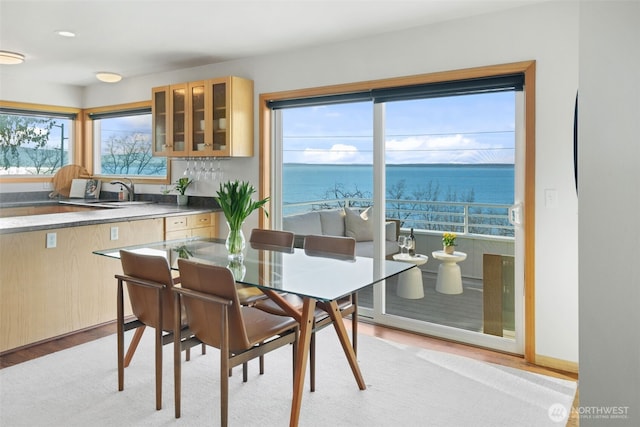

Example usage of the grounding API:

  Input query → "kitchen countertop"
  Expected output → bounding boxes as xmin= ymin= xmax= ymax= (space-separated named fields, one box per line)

xmin=0 ymin=202 xmax=219 ymax=234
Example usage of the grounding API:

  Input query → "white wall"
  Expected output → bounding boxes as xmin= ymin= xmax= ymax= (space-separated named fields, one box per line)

xmin=2 ymin=1 xmax=580 ymax=364
xmin=579 ymin=2 xmax=639 ymax=425
xmin=0 ymin=74 xmax=84 ymax=107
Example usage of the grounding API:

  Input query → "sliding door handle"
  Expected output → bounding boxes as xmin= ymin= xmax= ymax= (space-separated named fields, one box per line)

xmin=509 ymin=203 xmax=523 ymax=227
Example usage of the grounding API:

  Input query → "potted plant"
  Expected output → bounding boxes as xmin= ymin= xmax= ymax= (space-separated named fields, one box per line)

xmin=442 ymin=232 xmax=457 ymax=254
xmin=174 ymin=177 xmax=193 ymax=206
xmin=215 ymin=180 xmax=269 ymax=260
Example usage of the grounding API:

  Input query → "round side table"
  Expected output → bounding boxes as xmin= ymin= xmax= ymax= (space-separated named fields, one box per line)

xmin=392 ymin=253 xmax=428 ymax=299
xmin=431 ymin=250 xmax=467 ymax=295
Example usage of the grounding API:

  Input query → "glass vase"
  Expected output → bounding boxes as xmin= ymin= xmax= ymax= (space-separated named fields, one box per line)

xmin=227 ymin=259 xmax=246 ymax=281
xmin=225 ymin=222 xmax=246 ymax=261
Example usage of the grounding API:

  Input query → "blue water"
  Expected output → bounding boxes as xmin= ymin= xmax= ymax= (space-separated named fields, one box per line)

xmin=283 ymin=164 xmax=514 ymax=205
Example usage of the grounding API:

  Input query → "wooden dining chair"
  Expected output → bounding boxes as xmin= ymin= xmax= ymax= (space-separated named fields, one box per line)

xmin=116 ymin=250 xmax=204 ymax=410
xmin=173 ymin=259 xmax=298 ymax=425
xmin=249 ymin=228 xmax=295 ymax=252
xmin=254 ymin=234 xmax=357 ymax=392
xmin=235 ymin=228 xmax=296 ymax=306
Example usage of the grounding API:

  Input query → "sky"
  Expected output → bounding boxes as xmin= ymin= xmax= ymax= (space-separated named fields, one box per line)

xmin=39 ymin=91 xmax=517 ymax=164
xmin=282 ymin=91 xmax=516 ymax=165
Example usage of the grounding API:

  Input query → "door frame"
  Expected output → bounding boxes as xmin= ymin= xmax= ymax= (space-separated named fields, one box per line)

xmin=259 ymin=60 xmax=536 ymax=362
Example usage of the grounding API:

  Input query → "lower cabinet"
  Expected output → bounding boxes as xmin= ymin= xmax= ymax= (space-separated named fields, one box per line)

xmin=164 ymin=212 xmax=216 ymax=240
xmin=0 ymin=218 xmax=164 ymax=353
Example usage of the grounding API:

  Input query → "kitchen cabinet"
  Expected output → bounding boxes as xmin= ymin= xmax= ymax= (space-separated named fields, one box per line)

xmin=164 ymin=212 xmax=216 ymax=240
xmin=0 ymin=218 xmax=164 ymax=353
xmin=152 ymin=83 xmax=188 ymax=156
xmin=152 ymin=76 xmax=253 ymax=157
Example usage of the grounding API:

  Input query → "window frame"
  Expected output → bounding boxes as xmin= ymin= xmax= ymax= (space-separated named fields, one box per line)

xmin=0 ymin=100 xmax=82 ymax=183
xmin=83 ymin=101 xmax=170 ymax=184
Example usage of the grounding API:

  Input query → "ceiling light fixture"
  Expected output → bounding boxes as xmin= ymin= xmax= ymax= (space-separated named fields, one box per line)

xmin=0 ymin=51 xmax=25 ymax=65
xmin=56 ymin=30 xmax=76 ymax=37
xmin=96 ymin=72 xmax=122 ymax=83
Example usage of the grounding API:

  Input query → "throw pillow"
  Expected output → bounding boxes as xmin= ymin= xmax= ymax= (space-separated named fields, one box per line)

xmin=344 ymin=207 xmax=373 ymax=241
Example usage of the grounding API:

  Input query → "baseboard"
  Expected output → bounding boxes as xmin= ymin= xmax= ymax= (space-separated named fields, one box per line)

xmin=535 ymin=354 xmax=578 ymax=374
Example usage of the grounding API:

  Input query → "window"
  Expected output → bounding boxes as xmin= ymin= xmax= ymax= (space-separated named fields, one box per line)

xmin=280 ymin=101 xmax=373 ymax=215
xmin=89 ymin=104 xmax=167 ymax=178
xmin=270 ymin=74 xmax=522 ymax=237
xmin=0 ymin=106 xmax=76 ymax=176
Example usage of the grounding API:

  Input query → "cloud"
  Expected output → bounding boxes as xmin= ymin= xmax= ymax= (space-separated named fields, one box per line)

xmin=300 ymin=143 xmax=371 ymax=164
xmin=284 ymin=135 xmax=514 ymax=164
xmin=385 ymin=134 xmax=514 ymax=164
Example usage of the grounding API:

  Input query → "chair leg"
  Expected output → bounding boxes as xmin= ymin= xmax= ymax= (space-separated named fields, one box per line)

xmin=310 ymin=332 xmax=316 ymax=392
xmin=292 ymin=333 xmax=297 ymax=386
xmin=220 ymin=307 xmax=229 ymax=427
xmin=221 ymin=356 xmax=229 ymax=427
xmin=243 ymin=362 xmax=248 ymax=382
xmin=174 ymin=293 xmax=182 ymax=419
xmin=124 ymin=326 xmax=146 ymax=367
xmin=352 ymin=293 xmax=358 ymax=355
xmin=155 ymin=324 xmax=162 ymax=410
xmin=259 ymin=355 xmax=265 ymax=375
xmin=202 ymin=343 xmax=207 ymax=355
xmin=117 ymin=280 xmax=125 ymax=392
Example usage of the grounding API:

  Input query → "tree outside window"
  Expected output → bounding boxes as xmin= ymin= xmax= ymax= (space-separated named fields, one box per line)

xmin=0 ymin=112 xmax=72 ymax=175
xmin=92 ymin=110 xmax=167 ymax=177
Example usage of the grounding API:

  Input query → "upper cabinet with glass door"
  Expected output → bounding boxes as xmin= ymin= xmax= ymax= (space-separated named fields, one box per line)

xmin=152 ymin=83 xmax=188 ymax=156
xmin=152 ymin=76 xmax=253 ymax=157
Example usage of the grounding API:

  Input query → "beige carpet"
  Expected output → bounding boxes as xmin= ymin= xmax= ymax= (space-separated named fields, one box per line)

xmin=0 ymin=330 xmax=576 ymax=426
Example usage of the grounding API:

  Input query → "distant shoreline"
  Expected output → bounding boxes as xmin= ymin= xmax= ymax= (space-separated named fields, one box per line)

xmin=284 ymin=163 xmax=513 ymax=167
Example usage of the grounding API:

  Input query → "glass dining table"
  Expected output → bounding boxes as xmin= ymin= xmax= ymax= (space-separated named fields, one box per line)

xmin=94 ymin=237 xmax=412 ymax=426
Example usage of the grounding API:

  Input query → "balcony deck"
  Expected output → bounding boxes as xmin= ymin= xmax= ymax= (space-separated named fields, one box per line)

xmin=358 ymin=267 xmax=512 ymax=335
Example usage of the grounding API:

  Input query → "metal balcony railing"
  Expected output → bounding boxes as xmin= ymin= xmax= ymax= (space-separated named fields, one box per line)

xmin=283 ymin=198 xmax=515 ymax=238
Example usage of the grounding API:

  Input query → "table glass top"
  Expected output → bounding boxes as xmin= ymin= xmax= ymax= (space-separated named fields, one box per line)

xmin=94 ymin=237 xmax=412 ymax=302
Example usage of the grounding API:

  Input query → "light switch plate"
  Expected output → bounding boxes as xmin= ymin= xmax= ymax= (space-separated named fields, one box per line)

xmin=46 ymin=232 xmax=57 ymax=248
xmin=110 ymin=226 xmax=119 ymax=241
xmin=544 ymin=189 xmax=558 ymax=208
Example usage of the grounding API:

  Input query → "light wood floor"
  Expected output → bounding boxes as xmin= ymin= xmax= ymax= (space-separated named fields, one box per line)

xmin=0 ymin=320 xmax=579 ymax=426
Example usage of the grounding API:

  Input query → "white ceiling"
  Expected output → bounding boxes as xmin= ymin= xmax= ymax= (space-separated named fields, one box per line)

xmin=0 ymin=0 xmax=544 ymax=87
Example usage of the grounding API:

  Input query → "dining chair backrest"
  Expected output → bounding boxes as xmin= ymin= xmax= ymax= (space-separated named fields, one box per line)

xmin=303 ymin=234 xmax=356 ymax=260
xmin=249 ymin=228 xmax=295 ymax=252
xmin=119 ymin=250 xmax=177 ymax=331
xmin=177 ymin=259 xmax=252 ymax=351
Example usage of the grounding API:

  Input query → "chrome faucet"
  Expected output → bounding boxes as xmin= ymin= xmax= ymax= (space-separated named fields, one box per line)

xmin=109 ymin=178 xmax=135 ymax=201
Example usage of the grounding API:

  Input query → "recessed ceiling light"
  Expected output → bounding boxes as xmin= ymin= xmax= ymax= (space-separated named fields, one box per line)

xmin=0 ymin=51 xmax=25 ymax=65
xmin=56 ymin=30 xmax=76 ymax=38
xmin=96 ymin=72 xmax=122 ymax=83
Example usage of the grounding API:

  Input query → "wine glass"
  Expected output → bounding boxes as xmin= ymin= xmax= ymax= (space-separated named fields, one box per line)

xmin=183 ymin=158 xmax=191 ymax=176
xmin=208 ymin=159 xmax=215 ymax=180
xmin=215 ymin=159 xmax=223 ymax=181
xmin=198 ymin=159 xmax=206 ymax=180
xmin=397 ymin=236 xmax=407 ymax=255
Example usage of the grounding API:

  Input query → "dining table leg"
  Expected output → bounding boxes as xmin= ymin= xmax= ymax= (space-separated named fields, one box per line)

xmin=324 ymin=300 xmax=366 ymax=390
xmin=290 ymin=297 xmax=316 ymax=427
xmin=260 ymin=292 xmax=366 ymax=425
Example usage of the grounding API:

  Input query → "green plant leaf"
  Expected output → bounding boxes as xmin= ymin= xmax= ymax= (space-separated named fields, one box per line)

xmin=214 ymin=180 xmax=269 ymax=230
xmin=174 ymin=177 xmax=193 ymax=195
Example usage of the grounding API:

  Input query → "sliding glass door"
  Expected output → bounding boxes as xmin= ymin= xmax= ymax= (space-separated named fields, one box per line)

xmin=371 ymin=91 xmax=524 ymax=354
xmin=267 ymin=70 xmax=528 ymax=355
